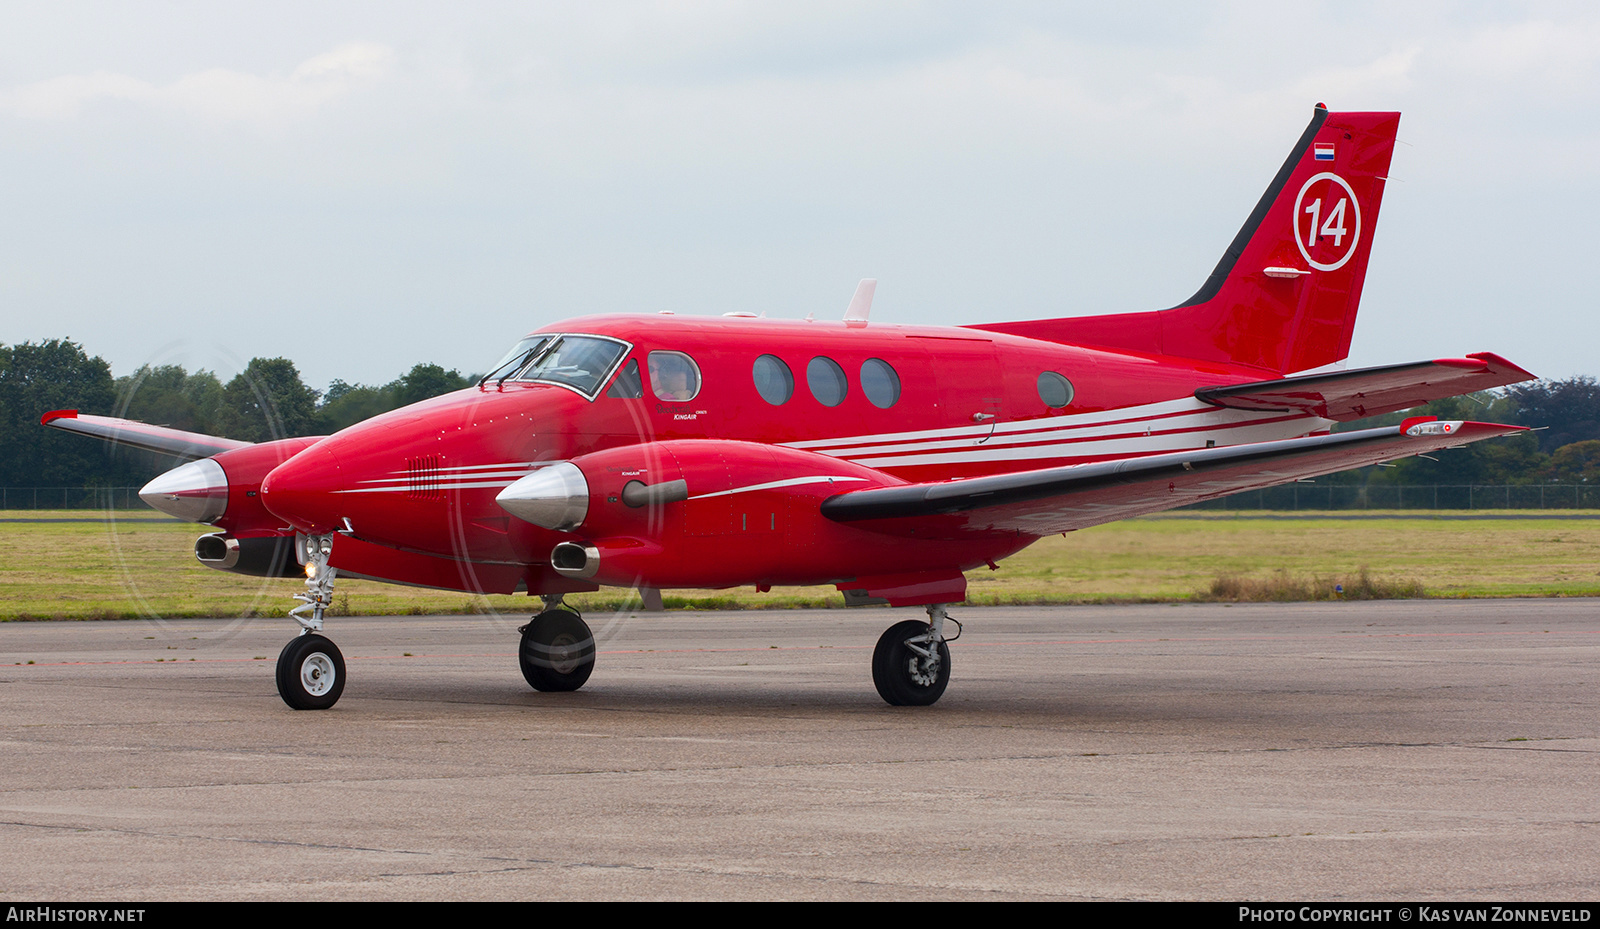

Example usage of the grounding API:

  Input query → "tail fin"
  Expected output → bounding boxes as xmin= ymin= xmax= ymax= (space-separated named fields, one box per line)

xmin=972 ymin=106 xmax=1400 ymax=375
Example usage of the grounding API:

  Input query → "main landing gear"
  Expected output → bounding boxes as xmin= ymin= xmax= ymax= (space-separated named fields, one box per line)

xmin=518 ymin=595 xmax=596 ymax=693
xmin=276 ymin=533 xmax=346 ymax=710
xmin=872 ymin=603 xmax=959 ymax=706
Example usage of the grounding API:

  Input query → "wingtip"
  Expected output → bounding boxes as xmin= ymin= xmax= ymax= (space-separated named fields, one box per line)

xmin=41 ymin=409 xmax=78 ymax=425
xmin=1463 ymin=351 xmax=1538 ymax=383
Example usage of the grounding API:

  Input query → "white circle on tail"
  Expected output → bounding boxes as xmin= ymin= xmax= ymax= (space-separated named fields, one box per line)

xmin=1293 ymin=172 xmax=1362 ymax=272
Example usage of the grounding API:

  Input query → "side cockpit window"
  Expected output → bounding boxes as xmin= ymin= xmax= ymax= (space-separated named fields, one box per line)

xmin=648 ymin=351 xmax=701 ymax=402
xmin=605 ymin=358 xmax=643 ymax=399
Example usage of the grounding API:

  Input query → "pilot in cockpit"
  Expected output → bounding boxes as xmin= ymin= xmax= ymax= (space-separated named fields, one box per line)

xmin=648 ymin=352 xmax=698 ymax=402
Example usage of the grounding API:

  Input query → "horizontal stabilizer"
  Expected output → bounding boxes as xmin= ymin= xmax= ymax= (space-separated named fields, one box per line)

xmin=1195 ymin=353 xmax=1535 ymax=422
xmin=40 ymin=410 xmax=251 ymax=460
xmin=820 ymin=419 xmax=1524 ymax=539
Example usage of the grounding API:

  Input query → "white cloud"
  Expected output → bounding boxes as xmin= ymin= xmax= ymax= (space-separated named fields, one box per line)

xmin=0 ymin=41 xmax=397 ymax=126
xmin=0 ymin=70 xmax=154 ymax=119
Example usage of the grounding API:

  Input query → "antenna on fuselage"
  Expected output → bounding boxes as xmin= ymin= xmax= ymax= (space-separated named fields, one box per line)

xmin=844 ymin=278 xmax=876 ymax=324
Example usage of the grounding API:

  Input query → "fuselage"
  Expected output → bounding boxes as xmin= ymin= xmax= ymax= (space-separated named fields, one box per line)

xmin=254 ymin=313 xmax=1330 ymax=592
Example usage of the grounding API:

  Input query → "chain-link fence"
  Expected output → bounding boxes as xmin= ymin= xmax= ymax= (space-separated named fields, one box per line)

xmin=1183 ymin=483 xmax=1600 ymax=511
xmin=0 ymin=487 xmax=150 ymax=509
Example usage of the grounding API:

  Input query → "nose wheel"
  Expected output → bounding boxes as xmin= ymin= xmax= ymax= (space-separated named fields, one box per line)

xmin=276 ymin=633 xmax=346 ymax=710
xmin=519 ymin=604 xmax=596 ymax=693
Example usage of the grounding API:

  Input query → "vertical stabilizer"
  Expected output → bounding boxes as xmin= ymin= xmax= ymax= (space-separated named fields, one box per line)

xmin=972 ymin=107 xmax=1401 ymax=375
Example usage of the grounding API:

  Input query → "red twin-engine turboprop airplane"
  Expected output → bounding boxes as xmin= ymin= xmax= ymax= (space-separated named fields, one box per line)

xmin=47 ymin=106 xmax=1535 ymax=711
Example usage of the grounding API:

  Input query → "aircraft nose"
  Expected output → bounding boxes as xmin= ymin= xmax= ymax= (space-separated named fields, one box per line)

xmin=260 ymin=444 xmax=345 ymax=534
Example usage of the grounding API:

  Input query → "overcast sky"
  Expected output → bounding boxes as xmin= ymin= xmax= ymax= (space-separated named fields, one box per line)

xmin=2 ymin=1 xmax=1595 ymax=392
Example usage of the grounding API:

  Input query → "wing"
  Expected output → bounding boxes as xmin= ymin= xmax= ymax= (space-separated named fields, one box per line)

xmin=820 ymin=419 xmax=1524 ymax=539
xmin=40 ymin=409 xmax=251 ymax=460
xmin=1195 ymin=353 xmax=1534 ymax=422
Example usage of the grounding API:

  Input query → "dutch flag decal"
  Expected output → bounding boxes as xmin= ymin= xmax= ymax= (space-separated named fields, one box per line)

xmin=1314 ymin=143 xmax=1335 ymax=161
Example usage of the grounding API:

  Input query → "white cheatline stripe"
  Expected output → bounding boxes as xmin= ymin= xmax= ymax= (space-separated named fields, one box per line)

xmin=355 ymin=470 xmax=538 ymax=485
xmin=435 ymin=462 xmax=551 ymax=473
xmin=349 ymin=460 xmax=567 ymax=487
xmin=689 ymin=475 xmax=871 ymax=500
xmin=334 ymin=479 xmax=535 ymax=494
xmin=789 ymin=405 xmax=1319 ymax=463
xmin=780 ymin=396 xmax=1211 ymax=450
xmin=781 ymin=397 xmax=1245 ymax=454
xmin=846 ymin=418 xmax=1325 ymax=468
xmin=812 ymin=407 xmax=1295 ymax=460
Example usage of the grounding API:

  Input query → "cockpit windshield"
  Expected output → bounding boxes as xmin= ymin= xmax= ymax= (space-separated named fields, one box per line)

xmin=480 ymin=334 xmax=630 ymax=398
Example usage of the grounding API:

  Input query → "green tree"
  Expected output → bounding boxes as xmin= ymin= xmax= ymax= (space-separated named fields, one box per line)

xmin=215 ymin=357 xmax=321 ymax=442
xmin=1506 ymin=377 xmax=1600 ymax=454
xmin=312 ymin=363 xmax=474 ymax=434
xmin=315 ymin=381 xmax=396 ymax=434
xmin=390 ymin=363 xmax=472 ymax=408
xmin=115 ymin=364 xmax=224 ymax=434
xmin=0 ymin=339 xmax=119 ymax=487
xmin=1541 ymin=440 xmax=1600 ymax=484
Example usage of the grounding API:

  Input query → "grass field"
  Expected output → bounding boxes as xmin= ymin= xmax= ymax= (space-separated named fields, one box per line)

xmin=3 ymin=510 xmax=1599 ymax=620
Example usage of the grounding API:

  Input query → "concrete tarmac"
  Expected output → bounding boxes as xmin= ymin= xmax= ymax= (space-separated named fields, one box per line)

xmin=1 ymin=600 xmax=1596 ymax=901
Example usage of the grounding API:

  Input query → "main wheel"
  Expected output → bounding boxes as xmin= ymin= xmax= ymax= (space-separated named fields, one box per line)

xmin=276 ymin=633 xmax=346 ymax=710
xmin=872 ymin=619 xmax=951 ymax=706
xmin=519 ymin=610 xmax=595 ymax=692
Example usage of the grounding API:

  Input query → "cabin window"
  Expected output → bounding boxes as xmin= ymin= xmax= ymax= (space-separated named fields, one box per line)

xmin=1037 ymin=371 xmax=1074 ymax=408
xmin=605 ymin=359 xmax=643 ymax=399
xmin=648 ymin=351 xmax=701 ymax=402
xmin=807 ymin=357 xmax=848 ymax=407
xmin=860 ymin=358 xmax=900 ymax=409
xmin=752 ymin=354 xmax=793 ymax=405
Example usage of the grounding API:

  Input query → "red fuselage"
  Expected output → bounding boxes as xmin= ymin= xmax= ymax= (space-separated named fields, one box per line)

xmin=254 ymin=314 xmax=1318 ymax=595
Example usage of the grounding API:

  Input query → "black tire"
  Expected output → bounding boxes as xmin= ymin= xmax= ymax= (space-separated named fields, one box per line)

xmin=519 ymin=610 xmax=595 ymax=692
xmin=276 ymin=633 xmax=345 ymax=710
xmin=872 ymin=619 xmax=951 ymax=706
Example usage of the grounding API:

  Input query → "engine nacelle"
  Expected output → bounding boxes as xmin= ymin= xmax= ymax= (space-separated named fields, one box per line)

xmin=140 ymin=436 xmax=325 ymax=532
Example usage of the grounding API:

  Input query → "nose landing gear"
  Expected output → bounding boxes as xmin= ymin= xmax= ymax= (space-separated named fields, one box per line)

xmin=275 ymin=533 xmax=346 ymax=710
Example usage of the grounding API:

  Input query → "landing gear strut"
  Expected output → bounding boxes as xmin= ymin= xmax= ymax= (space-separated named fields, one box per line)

xmin=872 ymin=603 xmax=957 ymax=706
xmin=518 ymin=595 xmax=596 ymax=693
xmin=275 ymin=533 xmax=346 ymax=710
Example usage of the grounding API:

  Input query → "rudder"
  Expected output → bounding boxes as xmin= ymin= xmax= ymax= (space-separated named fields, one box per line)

xmin=973 ymin=106 xmax=1401 ymax=375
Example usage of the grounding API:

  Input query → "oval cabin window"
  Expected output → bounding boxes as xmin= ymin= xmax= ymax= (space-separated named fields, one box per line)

xmin=752 ymin=355 xmax=794 ymax=405
xmin=807 ymin=357 xmax=848 ymax=407
xmin=860 ymin=358 xmax=901 ymax=409
xmin=1037 ymin=371 xmax=1074 ymax=409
